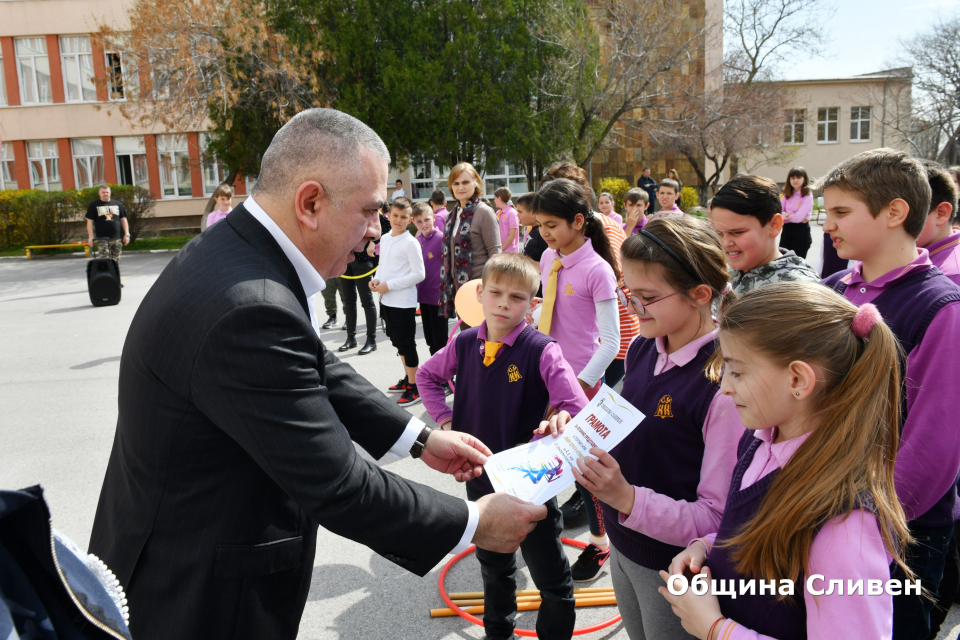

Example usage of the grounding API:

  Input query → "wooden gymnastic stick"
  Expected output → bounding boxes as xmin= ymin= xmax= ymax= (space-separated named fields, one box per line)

xmin=430 ymin=595 xmax=617 ymax=618
xmin=447 ymin=586 xmax=614 ymax=600
xmin=451 ymin=591 xmax=615 ymax=606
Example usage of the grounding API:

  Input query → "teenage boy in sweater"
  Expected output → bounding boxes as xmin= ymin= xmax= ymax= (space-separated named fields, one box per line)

xmin=648 ymin=178 xmax=683 ymax=220
xmin=917 ymin=160 xmax=960 ymax=286
xmin=419 ymin=252 xmax=587 ymax=640
xmin=411 ymin=202 xmax=449 ymax=358
xmin=708 ymin=174 xmax=820 ymax=295
xmin=370 ymin=197 xmax=426 ymax=406
xmin=819 ymin=148 xmax=960 ymax=640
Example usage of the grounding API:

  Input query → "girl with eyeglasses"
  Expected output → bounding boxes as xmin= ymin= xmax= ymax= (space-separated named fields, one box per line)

xmin=555 ymin=216 xmax=744 ymax=639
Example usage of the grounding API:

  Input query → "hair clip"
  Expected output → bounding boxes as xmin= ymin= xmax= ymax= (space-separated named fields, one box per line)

xmin=852 ymin=303 xmax=881 ymax=338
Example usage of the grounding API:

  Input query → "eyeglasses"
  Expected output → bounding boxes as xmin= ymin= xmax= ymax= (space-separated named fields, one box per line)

xmin=617 ymin=288 xmax=681 ymax=316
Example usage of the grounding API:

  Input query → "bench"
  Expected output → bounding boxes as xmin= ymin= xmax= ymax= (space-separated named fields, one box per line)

xmin=25 ymin=243 xmax=91 ymax=260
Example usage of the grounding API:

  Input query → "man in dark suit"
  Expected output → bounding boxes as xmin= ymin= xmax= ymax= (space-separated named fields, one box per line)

xmin=89 ymin=109 xmax=547 ymax=640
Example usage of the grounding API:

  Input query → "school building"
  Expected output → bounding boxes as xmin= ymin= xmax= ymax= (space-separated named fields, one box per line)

xmin=745 ymin=68 xmax=914 ymax=186
xmin=0 ymin=0 xmax=239 ymax=231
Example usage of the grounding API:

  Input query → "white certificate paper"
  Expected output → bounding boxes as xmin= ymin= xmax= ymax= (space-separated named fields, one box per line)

xmin=484 ymin=385 xmax=644 ymax=505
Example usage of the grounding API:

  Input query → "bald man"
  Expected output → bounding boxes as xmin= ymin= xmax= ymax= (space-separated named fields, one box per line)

xmin=88 ymin=109 xmax=547 ymax=640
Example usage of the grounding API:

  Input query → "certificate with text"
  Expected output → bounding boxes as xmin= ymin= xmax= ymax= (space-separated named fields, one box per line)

xmin=484 ymin=385 xmax=644 ymax=505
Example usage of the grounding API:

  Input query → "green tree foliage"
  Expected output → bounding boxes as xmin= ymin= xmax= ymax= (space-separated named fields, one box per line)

xmin=598 ymin=177 xmax=631 ymax=211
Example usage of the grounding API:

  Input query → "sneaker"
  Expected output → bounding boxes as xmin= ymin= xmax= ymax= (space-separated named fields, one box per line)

xmin=388 ymin=376 xmax=411 ymax=394
xmin=397 ymin=384 xmax=421 ymax=407
xmin=442 ymin=381 xmax=453 ymax=396
xmin=571 ymin=544 xmax=610 ymax=582
xmin=559 ymin=492 xmax=587 ymax=529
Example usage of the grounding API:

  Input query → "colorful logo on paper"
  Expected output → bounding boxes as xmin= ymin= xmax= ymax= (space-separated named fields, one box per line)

xmin=510 ymin=457 xmax=564 ymax=484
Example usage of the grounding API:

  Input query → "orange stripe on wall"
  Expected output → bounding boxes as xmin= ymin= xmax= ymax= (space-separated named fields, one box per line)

xmin=187 ymin=132 xmax=203 ymax=198
xmin=102 ymin=136 xmax=118 ymax=184
xmin=144 ymin=134 xmax=161 ymax=200
xmin=46 ymin=35 xmax=65 ymax=104
xmin=0 ymin=38 xmax=19 ymax=106
xmin=57 ymin=138 xmax=75 ymax=190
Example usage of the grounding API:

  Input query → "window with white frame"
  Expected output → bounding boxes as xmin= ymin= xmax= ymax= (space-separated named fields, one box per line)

xmin=114 ymin=136 xmax=149 ymax=188
xmin=157 ymin=134 xmax=192 ymax=197
xmin=482 ymin=160 xmax=529 ymax=198
xmin=0 ymin=54 xmax=7 ymax=106
xmin=817 ymin=107 xmax=839 ymax=143
xmin=851 ymin=106 xmax=872 ymax=142
xmin=1 ymin=144 xmax=17 ymax=191
xmin=72 ymin=138 xmax=104 ymax=188
xmin=15 ymin=38 xmax=52 ymax=105
xmin=104 ymin=39 xmax=138 ymax=102
xmin=60 ymin=36 xmax=96 ymax=102
xmin=409 ymin=157 xmax=448 ymax=201
xmin=783 ymin=109 xmax=805 ymax=145
xmin=27 ymin=140 xmax=61 ymax=191
xmin=200 ymin=134 xmax=228 ymax=195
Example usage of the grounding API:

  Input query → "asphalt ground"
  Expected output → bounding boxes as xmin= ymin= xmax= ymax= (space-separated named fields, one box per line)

xmin=1 ymin=227 xmax=958 ymax=639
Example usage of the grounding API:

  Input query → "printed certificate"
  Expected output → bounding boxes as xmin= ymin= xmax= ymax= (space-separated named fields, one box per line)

xmin=484 ymin=385 xmax=644 ymax=505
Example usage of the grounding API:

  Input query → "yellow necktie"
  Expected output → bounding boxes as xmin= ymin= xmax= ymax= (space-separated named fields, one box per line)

xmin=539 ymin=258 xmax=563 ymax=336
xmin=483 ymin=341 xmax=504 ymax=366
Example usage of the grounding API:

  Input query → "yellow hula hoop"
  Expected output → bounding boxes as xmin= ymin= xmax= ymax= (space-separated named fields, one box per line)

xmin=339 ymin=266 xmax=379 ymax=280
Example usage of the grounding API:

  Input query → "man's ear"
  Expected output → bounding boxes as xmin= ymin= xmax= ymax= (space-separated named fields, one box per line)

xmin=768 ymin=213 xmax=784 ymax=236
xmin=886 ymin=198 xmax=911 ymax=229
xmin=294 ymin=181 xmax=325 ymax=232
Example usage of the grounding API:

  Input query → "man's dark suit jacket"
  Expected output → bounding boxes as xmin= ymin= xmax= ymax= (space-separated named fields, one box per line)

xmin=89 ymin=204 xmax=469 ymax=640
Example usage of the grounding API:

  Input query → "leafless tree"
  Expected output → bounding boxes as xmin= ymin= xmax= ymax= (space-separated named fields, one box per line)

xmin=535 ymin=0 xmax=708 ymax=169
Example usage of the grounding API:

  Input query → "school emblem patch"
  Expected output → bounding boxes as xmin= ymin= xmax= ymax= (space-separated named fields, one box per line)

xmin=507 ymin=364 xmax=522 ymax=383
xmin=654 ymin=394 xmax=673 ymax=419
xmin=564 ymin=284 xmax=574 ymax=295
xmin=428 ymin=252 xmax=434 ymax=259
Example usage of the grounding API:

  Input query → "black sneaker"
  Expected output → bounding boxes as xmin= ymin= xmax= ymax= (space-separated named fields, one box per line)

xmin=442 ymin=381 xmax=453 ymax=396
xmin=571 ymin=544 xmax=610 ymax=582
xmin=321 ymin=316 xmax=338 ymax=330
xmin=559 ymin=492 xmax=587 ymax=529
xmin=388 ymin=376 xmax=411 ymax=394
xmin=397 ymin=384 xmax=421 ymax=407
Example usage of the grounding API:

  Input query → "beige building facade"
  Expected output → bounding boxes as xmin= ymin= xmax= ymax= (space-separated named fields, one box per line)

xmin=745 ymin=69 xmax=913 ymax=185
xmin=0 ymin=0 xmax=235 ymax=226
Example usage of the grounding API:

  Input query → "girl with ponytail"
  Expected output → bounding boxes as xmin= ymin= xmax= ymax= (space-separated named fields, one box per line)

xmin=548 ymin=215 xmax=744 ymax=639
xmin=659 ymin=283 xmax=911 ymax=640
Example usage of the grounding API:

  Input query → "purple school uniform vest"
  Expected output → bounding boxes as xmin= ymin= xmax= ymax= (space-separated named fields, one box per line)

xmin=453 ymin=324 xmax=553 ymax=494
xmin=602 ymin=336 xmax=719 ymax=570
xmin=709 ymin=432 xmax=876 ymax=640
xmin=823 ymin=266 xmax=960 ymax=525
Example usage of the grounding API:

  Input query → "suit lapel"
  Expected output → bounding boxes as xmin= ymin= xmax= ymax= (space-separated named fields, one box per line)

xmin=227 ymin=203 xmax=311 ymax=317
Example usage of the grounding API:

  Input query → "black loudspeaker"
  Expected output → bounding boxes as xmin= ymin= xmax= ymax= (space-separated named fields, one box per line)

xmin=87 ymin=258 xmax=121 ymax=306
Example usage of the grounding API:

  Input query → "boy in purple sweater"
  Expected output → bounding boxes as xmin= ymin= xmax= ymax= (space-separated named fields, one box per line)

xmin=819 ymin=148 xmax=960 ymax=640
xmin=917 ymin=160 xmax=960 ymax=286
xmin=412 ymin=203 xmax=449 ymax=359
xmin=419 ymin=252 xmax=587 ymax=640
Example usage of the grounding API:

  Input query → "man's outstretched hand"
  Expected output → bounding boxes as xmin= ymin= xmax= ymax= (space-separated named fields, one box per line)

xmin=473 ymin=494 xmax=548 ymax=553
xmin=420 ymin=429 xmax=493 ymax=482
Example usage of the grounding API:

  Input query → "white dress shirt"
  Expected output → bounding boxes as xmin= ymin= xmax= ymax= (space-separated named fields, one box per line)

xmin=244 ymin=196 xmax=478 ymax=554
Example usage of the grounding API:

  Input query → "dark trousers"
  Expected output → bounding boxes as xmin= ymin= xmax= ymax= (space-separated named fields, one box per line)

xmin=605 ymin=359 xmax=625 ymax=388
xmin=420 ymin=303 xmax=449 ymax=355
xmin=381 ymin=304 xmax=420 ymax=367
xmin=576 ymin=482 xmax=606 ymax=538
xmin=930 ymin=528 xmax=960 ymax=638
xmin=893 ymin=522 xmax=954 ymax=640
xmin=341 ymin=263 xmax=377 ymax=338
xmin=466 ymin=483 xmax=575 ymax=640
xmin=321 ymin=277 xmax=342 ymax=318
xmin=779 ymin=222 xmax=812 ymax=258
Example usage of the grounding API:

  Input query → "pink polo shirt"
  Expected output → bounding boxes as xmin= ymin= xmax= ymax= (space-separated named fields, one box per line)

xmin=927 ymin=230 xmax=960 ymax=286
xmin=618 ymin=327 xmax=744 ymax=546
xmin=434 ymin=206 xmax=449 ymax=232
xmin=780 ymin=192 xmax=813 ymax=224
xmin=497 ymin=205 xmax=520 ymax=253
xmin=207 ymin=207 xmax=232 ymax=227
xmin=602 ymin=211 xmax=623 ymax=228
xmin=696 ymin=428 xmax=893 ymax=640
xmin=539 ymin=237 xmax=618 ymax=376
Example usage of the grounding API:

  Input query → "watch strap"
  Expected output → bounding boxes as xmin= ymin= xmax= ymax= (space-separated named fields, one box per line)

xmin=410 ymin=425 xmax=433 ymax=459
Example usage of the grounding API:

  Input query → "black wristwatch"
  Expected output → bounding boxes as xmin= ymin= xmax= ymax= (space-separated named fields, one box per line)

xmin=410 ymin=425 xmax=433 ymax=459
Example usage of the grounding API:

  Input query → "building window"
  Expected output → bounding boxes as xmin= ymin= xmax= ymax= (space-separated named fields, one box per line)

xmin=483 ymin=160 xmax=529 ymax=197
xmin=410 ymin=157 xmax=447 ymax=201
xmin=60 ymin=36 xmax=96 ymax=102
xmin=16 ymin=38 xmax=52 ymax=105
xmin=0 ymin=54 xmax=7 ymax=106
xmin=114 ymin=136 xmax=149 ymax=188
xmin=72 ymin=138 xmax=104 ymax=188
xmin=1 ymin=144 xmax=17 ymax=191
xmin=200 ymin=134 xmax=229 ymax=195
xmin=851 ymin=106 xmax=872 ymax=142
xmin=157 ymin=134 xmax=192 ymax=197
xmin=27 ymin=140 xmax=61 ymax=191
xmin=783 ymin=109 xmax=805 ymax=145
xmin=817 ymin=107 xmax=839 ymax=143
xmin=105 ymin=42 xmax=138 ymax=102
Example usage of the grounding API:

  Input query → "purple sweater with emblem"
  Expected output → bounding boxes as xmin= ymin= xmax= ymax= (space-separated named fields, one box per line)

xmin=822 ymin=252 xmax=960 ymax=526
xmin=416 ymin=228 xmax=443 ymax=305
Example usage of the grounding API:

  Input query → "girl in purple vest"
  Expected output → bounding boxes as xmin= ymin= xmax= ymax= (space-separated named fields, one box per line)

xmin=566 ymin=216 xmax=744 ymax=639
xmin=658 ymin=283 xmax=912 ymax=640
